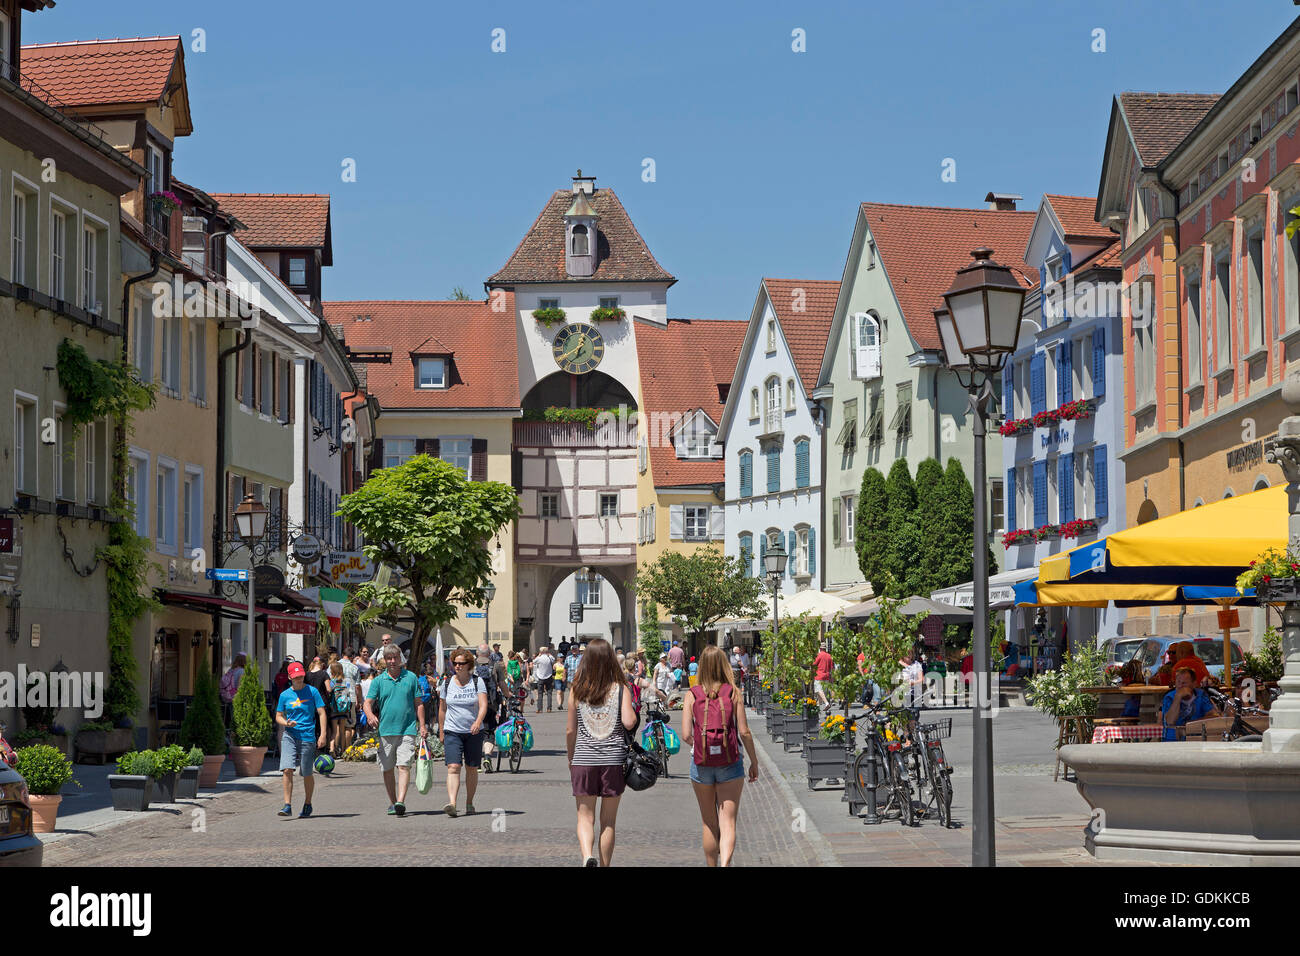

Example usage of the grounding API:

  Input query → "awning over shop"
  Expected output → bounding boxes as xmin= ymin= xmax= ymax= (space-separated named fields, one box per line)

xmin=156 ymin=591 xmax=319 ymax=634
xmin=1013 ymin=580 xmax=1259 ymax=609
xmin=838 ymin=594 xmax=972 ymax=622
xmin=930 ymin=565 xmax=1038 ymax=611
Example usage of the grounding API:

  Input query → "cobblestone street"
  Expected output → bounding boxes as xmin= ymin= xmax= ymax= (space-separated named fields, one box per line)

xmin=39 ymin=704 xmax=1171 ymax=867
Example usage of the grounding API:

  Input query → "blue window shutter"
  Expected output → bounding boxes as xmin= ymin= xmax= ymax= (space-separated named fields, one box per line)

xmin=1093 ymin=327 xmax=1106 ymax=397
xmin=1062 ymin=341 xmax=1073 ymax=404
xmin=1007 ymin=467 xmax=1016 ymax=527
xmin=1055 ymin=348 xmax=1064 ymax=407
xmin=1031 ymin=354 xmax=1045 ymax=415
xmin=758 ymin=533 xmax=766 ymax=575
xmin=1033 ymin=461 xmax=1047 ymax=527
xmin=1039 ymin=265 xmax=1048 ymax=322
xmin=767 ymin=448 xmax=780 ymax=493
xmin=795 ymin=440 xmax=809 ymax=488
xmin=808 ymin=527 xmax=816 ymax=578
xmin=740 ymin=452 xmax=752 ymax=498
xmin=1094 ymin=445 xmax=1108 ymax=519
xmin=740 ymin=533 xmax=753 ymax=577
xmin=1003 ymin=364 xmax=1013 ymax=417
xmin=788 ymin=530 xmax=796 ymax=579
xmin=1059 ymin=454 xmax=1074 ymax=524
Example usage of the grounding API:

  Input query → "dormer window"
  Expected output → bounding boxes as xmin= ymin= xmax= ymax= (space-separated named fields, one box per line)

xmin=1047 ymin=255 xmax=1065 ymax=282
xmin=416 ymin=358 xmax=446 ymax=389
xmin=674 ymin=413 xmax=718 ymax=459
xmin=572 ymin=225 xmax=589 ymax=256
xmin=288 ymin=256 xmax=308 ymax=288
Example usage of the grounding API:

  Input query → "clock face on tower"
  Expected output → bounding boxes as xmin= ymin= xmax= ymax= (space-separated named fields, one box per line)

xmin=552 ymin=322 xmax=605 ymax=374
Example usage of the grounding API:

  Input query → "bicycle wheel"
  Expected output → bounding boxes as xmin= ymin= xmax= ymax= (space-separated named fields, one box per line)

xmin=509 ymin=736 xmax=523 ymax=774
xmin=655 ymin=725 xmax=669 ymax=778
xmin=890 ymin=750 xmax=914 ymax=827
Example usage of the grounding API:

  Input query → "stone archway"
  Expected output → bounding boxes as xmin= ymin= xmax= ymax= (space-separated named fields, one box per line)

xmin=534 ymin=563 xmax=635 ymax=653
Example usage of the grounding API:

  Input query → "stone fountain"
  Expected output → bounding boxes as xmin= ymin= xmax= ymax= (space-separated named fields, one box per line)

xmin=1059 ymin=367 xmax=1300 ymax=865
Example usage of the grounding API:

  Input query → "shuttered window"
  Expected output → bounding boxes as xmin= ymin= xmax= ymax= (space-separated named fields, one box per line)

xmin=1059 ymin=453 xmax=1075 ymax=524
xmin=1057 ymin=341 xmax=1072 ymax=406
xmin=739 ymin=533 xmax=753 ymax=578
xmin=1033 ymin=460 xmax=1047 ymax=528
xmin=795 ymin=439 xmax=810 ymax=489
xmin=1006 ymin=467 xmax=1016 ymax=528
xmin=1094 ymin=445 xmax=1108 ymax=519
xmin=766 ymin=447 xmax=780 ymax=494
xmin=1092 ymin=328 xmax=1106 ymax=397
xmin=1030 ymin=353 xmax=1046 ymax=415
xmin=739 ymin=451 xmax=752 ymax=498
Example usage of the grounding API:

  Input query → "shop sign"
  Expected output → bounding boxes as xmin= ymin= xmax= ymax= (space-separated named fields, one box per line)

xmin=291 ymin=533 xmax=323 ymax=564
xmin=1226 ymin=432 xmax=1277 ymax=473
xmin=0 ymin=515 xmax=20 ymax=585
xmin=328 ymin=551 xmax=375 ymax=585
xmin=254 ymin=564 xmax=286 ymax=592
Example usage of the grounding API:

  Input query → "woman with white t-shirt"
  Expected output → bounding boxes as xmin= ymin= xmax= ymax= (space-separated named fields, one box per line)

xmin=653 ymin=654 xmax=675 ymax=703
xmin=438 ymin=647 xmax=488 ymax=817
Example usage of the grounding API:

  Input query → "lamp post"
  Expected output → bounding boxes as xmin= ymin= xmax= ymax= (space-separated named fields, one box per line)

xmin=483 ymin=581 xmax=496 ymax=648
xmin=574 ymin=566 xmax=589 ymax=652
xmin=938 ymin=247 xmax=1028 ymax=869
xmin=764 ymin=541 xmax=788 ymax=698
xmin=234 ymin=494 xmax=269 ymax=663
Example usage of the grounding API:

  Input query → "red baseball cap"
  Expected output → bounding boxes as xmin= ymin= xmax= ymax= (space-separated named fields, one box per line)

xmin=287 ymin=662 xmax=305 ymax=679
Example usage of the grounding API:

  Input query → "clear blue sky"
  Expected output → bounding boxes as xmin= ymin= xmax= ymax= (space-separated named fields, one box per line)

xmin=26 ymin=1 xmax=1300 ymax=319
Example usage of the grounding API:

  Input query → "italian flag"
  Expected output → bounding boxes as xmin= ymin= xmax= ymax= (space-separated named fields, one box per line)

xmin=303 ymin=587 xmax=349 ymax=633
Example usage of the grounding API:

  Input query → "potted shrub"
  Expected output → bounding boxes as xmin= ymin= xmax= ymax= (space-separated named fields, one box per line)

xmin=180 ymin=665 xmax=227 ymax=787
xmin=804 ymin=713 xmax=850 ymax=791
xmin=152 ymin=744 xmax=187 ymax=802
xmin=175 ymin=746 xmax=204 ymax=799
xmin=532 ymin=306 xmax=566 ymax=327
xmin=589 ymin=305 xmax=626 ymax=323
xmin=229 ymin=661 xmax=271 ymax=778
xmin=74 ymin=718 xmax=133 ymax=764
xmin=13 ymin=744 xmax=78 ymax=833
xmin=109 ymin=750 xmax=157 ymax=811
xmin=1237 ymin=548 xmax=1300 ymax=603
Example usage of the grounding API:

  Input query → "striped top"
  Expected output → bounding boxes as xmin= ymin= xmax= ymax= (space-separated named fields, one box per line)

xmin=573 ymin=684 xmax=628 ymax=767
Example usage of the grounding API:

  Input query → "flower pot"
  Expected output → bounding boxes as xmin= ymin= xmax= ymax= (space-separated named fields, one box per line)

xmin=803 ymin=736 xmax=848 ymax=789
xmin=1259 ymin=577 xmax=1300 ymax=603
xmin=74 ymin=728 xmax=133 ymax=764
xmin=108 ymin=774 xmax=153 ymax=812
xmin=154 ymin=771 xmax=178 ymax=803
xmin=175 ymin=765 xmax=200 ymax=799
xmin=229 ymin=745 xmax=267 ymax=778
xmin=198 ymin=754 xmax=225 ymax=789
xmin=27 ymin=793 xmax=62 ymax=833
xmin=781 ymin=712 xmax=806 ymax=752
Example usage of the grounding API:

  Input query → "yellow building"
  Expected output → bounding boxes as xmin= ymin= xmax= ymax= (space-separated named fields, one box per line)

xmin=324 ymin=298 xmax=519 ymax=654
xmin=634 ymin=317 xmax=746 ymax=652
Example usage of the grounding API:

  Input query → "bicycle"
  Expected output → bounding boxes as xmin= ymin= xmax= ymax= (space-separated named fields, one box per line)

xmin=496 ymin=685 xmax=529 ymax=773
xmin=1202 ymin=686 xmax=1276 ymax=741
xmin=643 ymin=698 xmax=672 ymax=779
xmin=851 ymin=698 xmax=914 ymax=827
xmin=915 ymin=716 xmax=953 ymax=828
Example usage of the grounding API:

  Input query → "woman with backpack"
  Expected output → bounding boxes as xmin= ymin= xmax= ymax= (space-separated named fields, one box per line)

xmin=326 ymin=660 xmax=356 ymax=757
xmin=565 ymin=638 xmax=638 ymax=867
xmin=682 ymin=644 xmax=758 ymax=867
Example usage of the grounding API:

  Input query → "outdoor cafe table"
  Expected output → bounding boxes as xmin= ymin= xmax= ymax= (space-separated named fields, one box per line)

xmin=1091 ymin=723 xmax=1166 ymax=743
xmin=1080 ymin=684 xmax=1171 ymax=721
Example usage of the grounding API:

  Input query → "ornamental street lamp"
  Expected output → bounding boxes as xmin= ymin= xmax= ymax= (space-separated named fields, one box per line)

xmin=574 ymin=566 xmax=590 ymax=652
xmin=938 ymin=247 xmax=1028 ymax=869
xmin=483 ymin=580 xmax=496 ymax=648
xmin=234 ymin=494 xmax=269 ymax=666
xmin=764 ymin=541 xmax=788 ymax=698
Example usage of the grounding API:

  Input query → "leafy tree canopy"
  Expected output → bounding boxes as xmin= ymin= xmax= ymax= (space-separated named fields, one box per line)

xmin=637 ymin=547 xmax=765 ymax=647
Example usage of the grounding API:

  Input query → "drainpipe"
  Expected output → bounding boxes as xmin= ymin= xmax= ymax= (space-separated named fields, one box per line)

xmin=932 ymin=364 xmax=941 ymax=462
xmin=817 ymin=399 xmax=828 ymax=590
xmin=214 ymin=327 xmax=253 ymax=625
xmin=1157 ymin=167 xmax=1187 ymax=635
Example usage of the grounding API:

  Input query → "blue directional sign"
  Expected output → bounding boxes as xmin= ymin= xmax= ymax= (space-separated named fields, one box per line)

xmin=465 ymin=612 xmax=484 ymax=619
xmin=206 ymin=568 xmax=250 ymax=582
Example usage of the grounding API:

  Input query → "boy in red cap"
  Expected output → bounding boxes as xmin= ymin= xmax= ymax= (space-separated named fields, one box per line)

xmin=275 ymin=661 xmax=327 ymax=818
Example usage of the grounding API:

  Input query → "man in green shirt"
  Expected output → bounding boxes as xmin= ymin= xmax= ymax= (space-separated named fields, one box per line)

xmin=363 ymin=644 xmax=427 ymax=816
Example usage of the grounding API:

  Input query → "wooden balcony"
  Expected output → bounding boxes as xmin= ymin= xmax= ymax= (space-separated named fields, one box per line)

xmin=513 ymin=420 xmax=636 ymax=449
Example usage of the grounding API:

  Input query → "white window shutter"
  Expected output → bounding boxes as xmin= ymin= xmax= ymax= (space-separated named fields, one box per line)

xmin=651 ymin=504 xmax=656 ymax=542
xmin=849 ymin=313 xmax=859 ymax=379
xmin=710 ymin=506 xmax=724 ymax=540
xmin=832 ymin=497 xmax=842 ymax=546
xmin=669 ymin=504 xmax=684 ymax=540
xmin=864 ymin=342 xmax=881 ymax=379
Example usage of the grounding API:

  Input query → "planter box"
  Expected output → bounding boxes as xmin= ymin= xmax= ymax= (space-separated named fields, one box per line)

xmin=108 ymin=774 xmax=154 ymax=812
xmin=783 ymin=713 xmax=817 ymax=753
xmin=804 ymin=736 xmax=848 ymax=789
xmin=198 ymin=753 xmax=225 ymax=789
xmin=1258 ymin=578 xmax=1300 ymax=603
xmin=74 ymin=728 xmax=133 ymax=764
xmin=175 ymin=765 xmax=200 ymax=799
xmin=765 ymin=708 xmax=780 ymax=738
xmin=154 ymin=771 xmax=178 ymax=803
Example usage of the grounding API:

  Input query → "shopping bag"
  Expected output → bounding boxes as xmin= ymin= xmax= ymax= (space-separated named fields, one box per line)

xmin=415 ymin=738 xmax=433 ymax=795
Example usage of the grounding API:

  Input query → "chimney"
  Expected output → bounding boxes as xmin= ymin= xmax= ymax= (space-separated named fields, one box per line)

xmin=572 ymin=169 xmax=596 ymax=195
xmin=984 ymin=191 xmax=1022 ymax=211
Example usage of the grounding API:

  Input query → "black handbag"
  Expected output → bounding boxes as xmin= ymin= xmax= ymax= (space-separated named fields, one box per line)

xmin=618 ymin=685 xmax=659 ymax=791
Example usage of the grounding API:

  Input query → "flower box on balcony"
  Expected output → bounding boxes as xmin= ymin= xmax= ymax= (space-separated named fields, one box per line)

xmin=589 ymin=305 xmax=625 ymax=323
xmin=1059 ymin=518 xmax=1098 ymax=539
xmin=149 ymin=190 xmax=182 ymax=215
xmin=1001 ymin=529 xmax=1036 ymax=547
xmin=999 ymin=417 xmax=1033 ymax=437
xmin=532 ymin=307 xmax=566 ymax=328
xmin=1057 ymin=398 xmax=1096 ymax=422
xmin=1032 ymin=409 xmax=1061 ymax=429
xmin=1035 ymin=524 xmax=1060 ymax=539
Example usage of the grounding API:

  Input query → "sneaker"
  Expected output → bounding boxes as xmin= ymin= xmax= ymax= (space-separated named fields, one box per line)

xmin=277 ymin=803 xmax=292 ymax=817
xmin=387 ymin=804 xmax=397 ymax=816
xmin=394 ymin=802 xmax=406 ymax=817
xmin=584 ymin=856 xmax=599 ymax=867
xmin=299 ymin=803 xmax=313 ymax=818
xmin=465 ymin=803 xmax=475 ymax=815
xmin=443 ymin=802 xmax=458 ymax=817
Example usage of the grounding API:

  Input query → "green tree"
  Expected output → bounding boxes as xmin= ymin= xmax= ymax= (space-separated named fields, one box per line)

xmin=882 ymin=459 xmax=920 ymax=598
xmin=775 ymin=613 xmax=821 ymax=704
xmin=825 ymin=619 xmax=867 ymax=714
xmin=638 ymin=597 xmax=664 ymax=663
xmin=637 ymin=547 xmax=765 ymax=650
xmin=231 ymin=660 xmax=271 ymax=747
xmin=339 ymin=455 xmax=520 ymax=669
xmin=855 ymin=467 xmax=889 ymax=597
xmin=857 ymin=579 xmax=928 ymax=714
xmin=937 ymin=456 xmax=997 ymax=589
xmin=912 ymin=457 xmax=946 ymax=596
xmin=180 ymin=665 xmax=227 ymax=755
xmin=449 ymin=286 xmax=473 ymax=300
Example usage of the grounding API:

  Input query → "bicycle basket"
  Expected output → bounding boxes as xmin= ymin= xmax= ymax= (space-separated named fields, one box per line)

xmin=919 ymin=718 xmax=952 ymax=741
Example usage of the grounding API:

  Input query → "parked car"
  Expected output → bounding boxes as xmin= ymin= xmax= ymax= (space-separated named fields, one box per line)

xmin=1099 ymin=637 xmax=1147 ymax=668
xmin=0 ymin=756 xmax=43 ymax=866
xmin=1130 ymin=635 xmax=1246 ymax=683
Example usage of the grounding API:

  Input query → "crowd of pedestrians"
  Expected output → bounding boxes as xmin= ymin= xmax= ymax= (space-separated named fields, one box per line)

xmin=259 ymin=633 xmax=767 ymax=867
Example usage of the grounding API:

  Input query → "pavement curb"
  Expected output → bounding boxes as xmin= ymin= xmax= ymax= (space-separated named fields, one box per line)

xmin=748 ymin=712 xmax=838 ymax=867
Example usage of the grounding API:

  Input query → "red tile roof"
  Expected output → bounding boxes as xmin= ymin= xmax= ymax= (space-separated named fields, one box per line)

xmin=1042 ymin=194 xmax=1114 ymax=241
xmin=22 ymin=37 xmax=181 ymax=108
xmin=488 ymin=187 xmax=674 ymax=284
xmin=1061 ymin=239 xmax=1122 ymax=282
xmin=1118 ymin=92 xmax=1221 ymax=167
xmin=637 ymin=318 xmax=746 ymax=487
xmin=323 ymin=299 xmax=519 ymax=410
xmin=762 ymin=279 xmax=840 ymax=395
xmin=211 ymin=194 xmax=332 ymax=256
xmin=859 ymin=203 xmax=1037 ymax=351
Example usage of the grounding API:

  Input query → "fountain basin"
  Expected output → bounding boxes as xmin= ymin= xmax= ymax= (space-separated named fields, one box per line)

xmin=1059 ymin=741 xmax=1300 ymax=865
